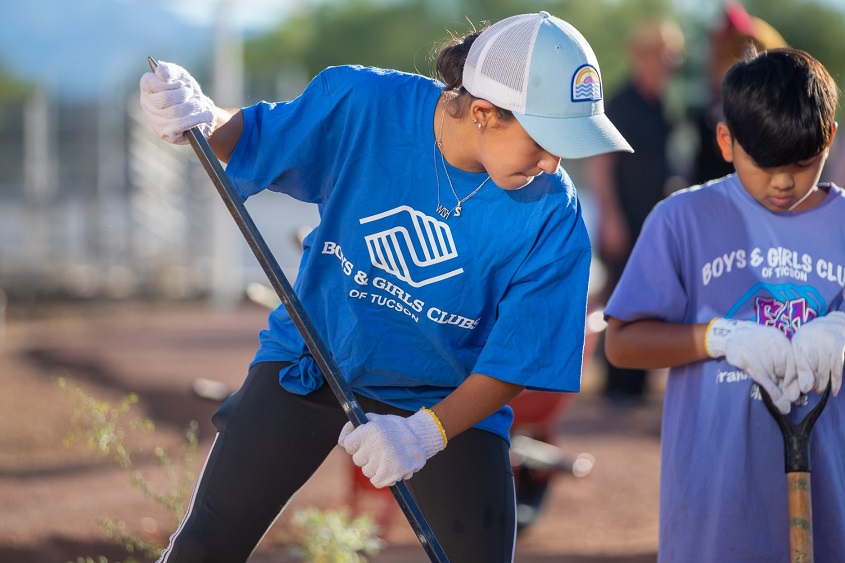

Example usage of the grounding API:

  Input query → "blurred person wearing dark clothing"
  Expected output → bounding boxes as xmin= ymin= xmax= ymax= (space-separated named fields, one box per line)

xmin=586 ymin=16 xmax=685 ymax=402
xmin=825 ymin=138 xmax=845 ymax=186
xmin=688 ymin=2 xmax=787 ymax=185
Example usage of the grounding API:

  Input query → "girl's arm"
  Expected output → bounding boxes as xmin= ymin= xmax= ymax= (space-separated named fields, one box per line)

xmin=208 ymin=107 xmax=243 ymax=163
xmin=431 ymin=373 xmax=525 ymax=440
xmin=604 ymin=316 xmax=710 ymax=370
xmin=337 ymin=372 xmax=524 ymax=489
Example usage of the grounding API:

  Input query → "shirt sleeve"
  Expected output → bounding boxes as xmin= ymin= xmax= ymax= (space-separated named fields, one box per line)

xmin=225 ymin=70 xmax=340 ymax=203
xmin=473 ymin=244 xmax=591 ymax=393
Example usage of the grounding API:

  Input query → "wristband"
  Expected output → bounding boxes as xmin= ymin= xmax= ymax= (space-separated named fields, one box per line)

xmin=705 ymin=317 xmax=737 ymax=358
xmin=420 ymin=407 xmax=448 ymax=447
xmin=704 ymin=317 xmax=720 ymax=357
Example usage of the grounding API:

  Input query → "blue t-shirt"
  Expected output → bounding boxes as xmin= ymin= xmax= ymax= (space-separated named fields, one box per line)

xmin=225 ymin=65 xmax=592 ymax=440
xmin=605 ymin=174 xmax=845 ymax=562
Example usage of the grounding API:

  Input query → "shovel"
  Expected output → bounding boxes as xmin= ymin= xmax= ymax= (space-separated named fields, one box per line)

xmin=146 ymin=57 xmax=449 ymax=563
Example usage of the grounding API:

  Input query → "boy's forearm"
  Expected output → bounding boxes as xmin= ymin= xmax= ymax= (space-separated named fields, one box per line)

xmin=604 ymin=317 xmax=710 ymax=369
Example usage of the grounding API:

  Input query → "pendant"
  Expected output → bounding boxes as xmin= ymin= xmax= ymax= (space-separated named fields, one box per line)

xmin=436 ymin=204 xmax=451 ymax=219
xmin=454 ymin=204 xmax=462 ymax=217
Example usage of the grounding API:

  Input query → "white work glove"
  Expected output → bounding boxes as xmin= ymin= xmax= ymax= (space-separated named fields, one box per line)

xmin=705 ymin=318 xmax=798 ymax=414
xmin=338 ymin=410 xmax=447 ymax=489
xmin=789 ymin=311 xmax=845 ymax=397
xmin=139 ymin=60 xmax=216 ymax=145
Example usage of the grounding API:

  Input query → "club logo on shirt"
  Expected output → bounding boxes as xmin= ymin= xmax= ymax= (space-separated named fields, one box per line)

xmin=716 ymin=285 xmax=825 ymax=396
xmin=359 ymin=206 xmax=464 ymax=288
xmin=755 ymin=295 xmax=818 ymax=339
xmin=724 ymin=283 xmax=827 ymax=339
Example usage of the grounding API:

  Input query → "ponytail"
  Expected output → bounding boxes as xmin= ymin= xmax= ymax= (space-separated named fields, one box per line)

xmin=434 ymin=31 xmax=482 ymax=91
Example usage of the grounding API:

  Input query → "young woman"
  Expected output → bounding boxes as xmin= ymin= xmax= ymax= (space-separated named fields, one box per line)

xmin=140 ymin=12 xmax=631 ymax=562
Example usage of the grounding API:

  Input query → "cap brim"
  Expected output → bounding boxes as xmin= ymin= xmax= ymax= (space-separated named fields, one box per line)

xmin=514 ymin=112 xmax=634 ymax=159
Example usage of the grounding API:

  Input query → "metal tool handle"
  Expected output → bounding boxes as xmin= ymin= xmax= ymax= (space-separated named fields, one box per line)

xmin=147 ymin=57 xmax=449 ymax=563
xmin=759 ymin=383 xmax=831 ymax=474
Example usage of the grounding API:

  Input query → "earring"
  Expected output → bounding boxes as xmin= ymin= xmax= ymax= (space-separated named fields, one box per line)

xmin=477 ymin=123 xmax=482 ymax=131
xmin=471 ymin=119 xmax=477 ymax=124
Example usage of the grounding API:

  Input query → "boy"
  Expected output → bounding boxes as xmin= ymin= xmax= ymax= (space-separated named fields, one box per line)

xmin=604 ymin=48 xmax=845 ymax=561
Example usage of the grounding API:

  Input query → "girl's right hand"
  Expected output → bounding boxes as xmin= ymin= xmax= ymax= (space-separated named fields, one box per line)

xmin=139 ymin=60 xmax=216 ymax=145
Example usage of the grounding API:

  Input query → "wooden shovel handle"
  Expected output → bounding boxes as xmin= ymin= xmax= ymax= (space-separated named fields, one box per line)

xmin=787 ymin=471 xmax=813 ymax=563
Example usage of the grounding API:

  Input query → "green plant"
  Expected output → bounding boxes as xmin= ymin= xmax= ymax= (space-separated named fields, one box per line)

xmin=58 ymin=378 xmax=199 ymax=563
xmin=59 ymin=378 xmax=385 ymax=563
xmin=287 ymin=507 xmax=384 ymax=563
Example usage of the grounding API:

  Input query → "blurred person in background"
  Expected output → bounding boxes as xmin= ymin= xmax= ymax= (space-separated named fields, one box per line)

xmin=823 ymin=136 xmax=845 ymax=187
xmin=688 ymin=1 xmax=788 ymax=185
xmin=585 ymin=16 xmax=685 ymax=403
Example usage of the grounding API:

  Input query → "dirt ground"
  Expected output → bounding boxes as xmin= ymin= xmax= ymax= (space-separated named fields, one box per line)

xmin=0 ymin=299 xmax=665 ymax=563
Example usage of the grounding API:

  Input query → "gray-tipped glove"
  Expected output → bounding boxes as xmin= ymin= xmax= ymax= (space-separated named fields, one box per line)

xmin=705 ymin=318 xmax=798 ymax=414
xmin=139 ymin=60 xmax=215 ymax=145
xmin=338 ymin=409 xmax=447 ymax=489
xmin=789 ymin=311 xmax=845 ymax=397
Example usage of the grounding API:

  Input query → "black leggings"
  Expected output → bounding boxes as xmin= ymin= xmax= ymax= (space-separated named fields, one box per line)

xmin=157 ymin=361 xmax=516 ymax=563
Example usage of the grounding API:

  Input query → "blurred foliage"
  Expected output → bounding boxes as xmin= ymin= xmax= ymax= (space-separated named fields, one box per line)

xmin=0 ymin=62 xmax=33 ymax=102
xmin=286 ymin=507 xmax=384 ymax=562
xmin=244 ymin=0 xmax=681 ymax=99
xmin=740 ymin=0 xmax=845 ymax=90
xmin=59 ymin=378 xmax=199 ymax=562
xmin=242 ymin=0 xmax=845 ymax=118
xmin=58 ymin=378 xmax=388 ymax=562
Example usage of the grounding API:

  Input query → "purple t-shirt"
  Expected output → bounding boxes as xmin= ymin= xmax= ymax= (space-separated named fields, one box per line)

xmin=605 ymin=174 xmax=845 ymax=562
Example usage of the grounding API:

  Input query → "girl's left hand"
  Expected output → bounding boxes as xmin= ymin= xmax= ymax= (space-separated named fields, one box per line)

xmin=338 ymin=411 xmax=446 ymax=488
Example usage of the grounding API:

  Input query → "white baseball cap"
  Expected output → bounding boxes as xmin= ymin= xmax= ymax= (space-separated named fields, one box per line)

xmin=463 ymin=11 xmax=633 ymax=159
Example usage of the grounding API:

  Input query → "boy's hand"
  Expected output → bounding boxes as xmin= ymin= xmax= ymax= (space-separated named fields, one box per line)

xmin=338 ymin=410 xmax=446 ymax=488
xmin=705 ymin=318 xmax=798 ymax=414
xmin=789 ymin=311 xmax=845 ymax=397
xmin=139 ymin=60 xmax=216 ymax=145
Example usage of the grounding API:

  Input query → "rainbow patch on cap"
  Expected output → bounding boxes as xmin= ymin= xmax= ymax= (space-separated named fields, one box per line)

xmin=571 ymin=64 xmax=602 ymax=102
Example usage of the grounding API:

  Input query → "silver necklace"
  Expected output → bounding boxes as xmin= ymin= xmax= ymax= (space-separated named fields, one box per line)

xmin=433 ymin=101 xmax=490 ymax=219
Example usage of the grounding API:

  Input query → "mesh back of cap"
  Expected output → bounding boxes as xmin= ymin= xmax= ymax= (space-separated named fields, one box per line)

xmin=470 ymin=19 xmax=537 ymax=95
xmin=465 ymin=17 xmax=539 ymax=111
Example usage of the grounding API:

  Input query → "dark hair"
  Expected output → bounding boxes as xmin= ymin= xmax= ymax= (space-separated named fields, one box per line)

xmin=433 ymin=26 xmax=514 ymax=122
xmin=434 ymin=29 xmax=481 ymax=91
xmin=721 ymin=47 xmax=840 ymax=168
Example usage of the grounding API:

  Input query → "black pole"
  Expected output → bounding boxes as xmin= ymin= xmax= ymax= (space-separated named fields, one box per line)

xmin=759 ymin=382 xmax=831 ymax=473
xmin=147 ymin=57 xmax=449 ymax=563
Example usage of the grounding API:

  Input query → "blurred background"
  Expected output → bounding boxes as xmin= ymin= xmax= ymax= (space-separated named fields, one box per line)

xmin=1 ymin=0 xmax=843 ymax=307
xmin=1 ymin=0 xmax=844 ymax=561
